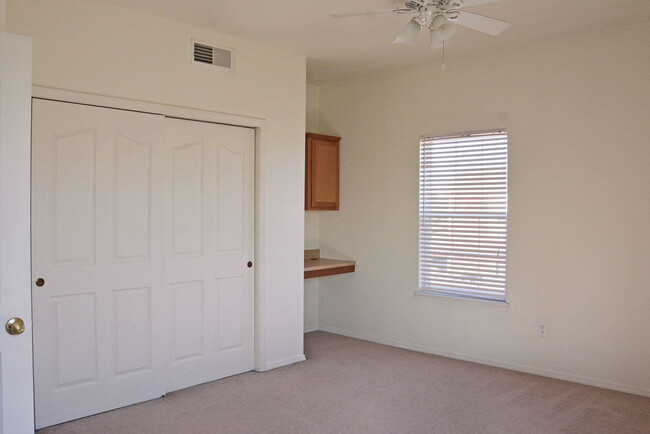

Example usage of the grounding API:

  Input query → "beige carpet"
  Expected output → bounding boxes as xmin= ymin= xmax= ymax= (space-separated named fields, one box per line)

xmin=40 ymin=331 xmax=650 ymax=433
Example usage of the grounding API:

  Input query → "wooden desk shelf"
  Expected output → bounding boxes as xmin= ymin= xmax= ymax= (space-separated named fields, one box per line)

xmin=304 ymin=249 xmax=355 ymax=279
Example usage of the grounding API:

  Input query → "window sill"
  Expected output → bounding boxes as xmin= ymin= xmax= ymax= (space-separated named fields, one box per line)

xmin=414 ymin=290 xmax=510 ymax=312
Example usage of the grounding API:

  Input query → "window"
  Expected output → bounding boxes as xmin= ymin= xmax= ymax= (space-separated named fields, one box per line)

xmin=418 ymin=130 xmax=508 ymax=302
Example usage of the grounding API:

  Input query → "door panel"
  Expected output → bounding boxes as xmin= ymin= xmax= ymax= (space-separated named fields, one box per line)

xmin=32 ymin=100 xmax=167 ymax=428
xmin=114 ymin=287 xmax=153 ymax=374
xmin=114 ymin=134 xmax=152 ymax=261
xmin=54 ymin=129 xmax=96 ymax=263
xmin=54 ymin=293 xmax=97 ymax=386
xmin=217 ymin=145 xmax=246 ymax=253
xmin=164 ymin=118 xmax=254 ymax=393
xmin=170 ymin=142 xmax=203 ymax=257
xmin=0 ymin=32 xmax=34 ymax=434
xmin=217 ymin=277 xmax=246 ymax=351
xmin=171 ymin=280 xmax=205 ymax=361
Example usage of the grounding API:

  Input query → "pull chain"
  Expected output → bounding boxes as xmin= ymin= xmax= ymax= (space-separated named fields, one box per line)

xmin=442 ymin=40 xmax=446 ymax=71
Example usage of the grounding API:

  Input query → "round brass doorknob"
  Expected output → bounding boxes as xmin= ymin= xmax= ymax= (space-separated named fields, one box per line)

xmin=5 ymin=317 xmax=25 ymax=335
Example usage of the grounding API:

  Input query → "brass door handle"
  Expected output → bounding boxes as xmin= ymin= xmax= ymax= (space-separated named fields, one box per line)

xmin=5 ymin=317 xmax=25 ymax=335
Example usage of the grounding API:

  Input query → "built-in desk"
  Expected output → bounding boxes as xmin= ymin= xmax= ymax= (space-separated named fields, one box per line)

xmin=304 ymin=249 xmax=355 ymax=279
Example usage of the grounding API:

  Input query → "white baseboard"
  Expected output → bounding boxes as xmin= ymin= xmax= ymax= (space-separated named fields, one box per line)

xmin=258 ymin=354 xmax=306 ymax=372
xmin=304 ymin=323 xmax=319 ymax=333
xmin=318 ymin=324 xmax=650 ymax=398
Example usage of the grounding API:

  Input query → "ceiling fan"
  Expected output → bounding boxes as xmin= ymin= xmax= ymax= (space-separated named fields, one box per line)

xmin=331 ymin=0 xmax=511 ymax=48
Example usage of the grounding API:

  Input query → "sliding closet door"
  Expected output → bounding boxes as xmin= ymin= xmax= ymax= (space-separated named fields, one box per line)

xmin=32 ymin=100 xmax=255 ymax=427
xmin=164 ymin=118 xmax=255 ymax=392
xmin=32 ymin=101 xmax=255 ymax=428
xmin=32 ymin=99 xmax=167 ymax=428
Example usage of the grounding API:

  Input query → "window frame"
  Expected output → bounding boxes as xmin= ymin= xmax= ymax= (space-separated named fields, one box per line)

xmin=417 ymin=129 xmax=509 ymax=303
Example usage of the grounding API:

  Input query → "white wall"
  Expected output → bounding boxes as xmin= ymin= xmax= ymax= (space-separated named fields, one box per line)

xmin=304 ymin=83 xmax=320 ymax=332
xmin=0 ymin=0 xmax=6 ymax=31
xmin=7 ymin=0 xmax=306 ymax=370
xmin=318 ymin=23 xmax=650 ymax=396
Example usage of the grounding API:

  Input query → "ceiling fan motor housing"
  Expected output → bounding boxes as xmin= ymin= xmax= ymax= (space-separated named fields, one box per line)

xmin=404 ymin=0 xmax=464 ymax=10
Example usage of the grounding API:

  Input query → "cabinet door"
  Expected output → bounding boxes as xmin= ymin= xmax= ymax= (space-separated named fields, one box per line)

xmin=305 ymin=133 xmax=340 ymax=210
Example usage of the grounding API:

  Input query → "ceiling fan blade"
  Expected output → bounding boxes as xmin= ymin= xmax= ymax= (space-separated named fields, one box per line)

xmin=330 ymin=9 xmax=396 ymax=19
xmin=453 ymin=11 xmax=510 ymax=36
xmin=461 ymin=0 xmax=502 ymax=6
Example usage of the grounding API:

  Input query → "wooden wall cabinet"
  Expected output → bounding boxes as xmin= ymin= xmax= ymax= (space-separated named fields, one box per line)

xmin=305 ymin=133 xmax=340 ymax=210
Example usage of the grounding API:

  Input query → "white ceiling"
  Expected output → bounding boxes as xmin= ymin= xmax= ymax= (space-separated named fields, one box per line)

xmin=99 ymin=0 xmax=650 ymax=85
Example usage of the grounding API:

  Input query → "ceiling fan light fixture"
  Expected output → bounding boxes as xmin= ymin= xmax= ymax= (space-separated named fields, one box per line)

xmin=393 ymin=18 xmax=422 ymax=44
xmin=429 ymin=30 xmax=442 ymax=48
xmin=430 ymin=14 xmax=449 ymax=30
xmin=430 ymin=22 xmax=456 ymax=45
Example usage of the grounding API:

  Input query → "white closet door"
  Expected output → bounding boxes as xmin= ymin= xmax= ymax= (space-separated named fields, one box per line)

xmin=32 ymin=99 xmax=167 ymax=428
xmin=32 ymin=101 xmax=256 ymax=428
xmin=164 ymin=118 xmax=255 ymax=392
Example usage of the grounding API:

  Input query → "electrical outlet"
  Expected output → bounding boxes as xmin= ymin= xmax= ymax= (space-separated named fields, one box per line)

xmin=538 ymin=322 xmax=547 ymax=337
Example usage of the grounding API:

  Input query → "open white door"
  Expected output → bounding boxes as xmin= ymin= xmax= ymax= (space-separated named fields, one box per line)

xmin=0 ymin=33 xmax=35 ymax=433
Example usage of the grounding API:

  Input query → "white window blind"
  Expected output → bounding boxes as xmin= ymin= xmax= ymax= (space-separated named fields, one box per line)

xmin=419 ymin=130 xmax=508 ymax=302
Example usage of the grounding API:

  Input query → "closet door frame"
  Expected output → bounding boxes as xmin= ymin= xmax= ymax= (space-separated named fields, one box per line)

xmin=32 ymin=86 xmax=268 ymax=372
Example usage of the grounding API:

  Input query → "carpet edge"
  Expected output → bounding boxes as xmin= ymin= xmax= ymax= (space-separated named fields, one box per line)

xmin=316 ymin=324 xmax=650 ymax=398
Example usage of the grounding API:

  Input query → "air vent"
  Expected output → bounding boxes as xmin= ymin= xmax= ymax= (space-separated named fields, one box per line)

xmin=193 ymin=41 xmax=232 ymax=70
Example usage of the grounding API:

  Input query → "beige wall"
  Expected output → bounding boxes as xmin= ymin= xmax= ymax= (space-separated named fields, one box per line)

xmin=304 ymin=83 xmax=320 ymax=332
xmin=8 ymin=0 xmax=307 ymax=369
xmin=0 ymin=0 xmax=6 ymax=31
xmin=318 ymin=23 xmax=650 ymax=395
